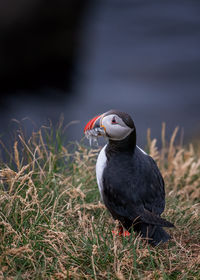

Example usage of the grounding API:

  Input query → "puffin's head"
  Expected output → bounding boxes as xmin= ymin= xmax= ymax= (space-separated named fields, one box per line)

xmin=84 ymin=110 xmax=135 ymax=141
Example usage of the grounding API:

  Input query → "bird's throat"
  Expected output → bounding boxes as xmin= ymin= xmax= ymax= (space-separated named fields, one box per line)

xmin=106 ymin=130 xmax=136 ymax=158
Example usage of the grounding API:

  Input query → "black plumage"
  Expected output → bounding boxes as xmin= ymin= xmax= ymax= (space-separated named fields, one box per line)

xmin=102 ymin=129 xmax=174 ymax=245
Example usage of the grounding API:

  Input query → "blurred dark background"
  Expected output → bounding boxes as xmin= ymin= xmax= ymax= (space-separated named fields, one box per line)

xmin=0 ymin=0 xmax=200 ymax=148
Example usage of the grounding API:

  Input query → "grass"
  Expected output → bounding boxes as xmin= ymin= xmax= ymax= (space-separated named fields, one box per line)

xmin=0 ymin=122 xmax=199 ymax=279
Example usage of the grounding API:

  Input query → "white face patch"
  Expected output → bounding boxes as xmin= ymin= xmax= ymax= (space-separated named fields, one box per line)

xmin=101 ymin=114 xmax=133 ymax=141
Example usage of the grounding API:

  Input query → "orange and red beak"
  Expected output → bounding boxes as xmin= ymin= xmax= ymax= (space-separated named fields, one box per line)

xmin=84 ymin=114 xmax=105 ymax=135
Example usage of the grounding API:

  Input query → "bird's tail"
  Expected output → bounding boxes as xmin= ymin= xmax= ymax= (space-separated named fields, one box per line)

xmin=134 ymin=223 xmax=172 ymax=246
xmin=148 ymin=226 xmax=171 ymax=246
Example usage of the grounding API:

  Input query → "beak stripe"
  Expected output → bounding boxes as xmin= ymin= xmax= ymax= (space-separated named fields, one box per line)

xmin=84 ymin=115 xmax=101 ymax=132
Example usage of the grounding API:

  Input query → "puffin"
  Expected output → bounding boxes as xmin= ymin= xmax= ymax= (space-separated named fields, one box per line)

xmin=84 ymin=110 xmax=174 ymax=245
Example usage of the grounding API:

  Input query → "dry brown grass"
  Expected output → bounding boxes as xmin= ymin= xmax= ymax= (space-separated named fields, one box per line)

xmin=0 ymin=123 xmax=199 ymax=279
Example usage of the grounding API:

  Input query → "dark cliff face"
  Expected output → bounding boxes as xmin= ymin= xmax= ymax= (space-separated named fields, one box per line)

xmin=0 ymin=0 xmax=90 ymax=93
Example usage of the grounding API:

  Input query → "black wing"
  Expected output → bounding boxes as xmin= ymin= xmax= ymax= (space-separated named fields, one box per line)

xmin=102 ymin=147 xmax=173 ymax=227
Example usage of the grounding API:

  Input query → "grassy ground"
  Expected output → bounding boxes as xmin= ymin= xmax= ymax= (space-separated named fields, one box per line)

xmin=0 ymin=123 xmax=199 ymax=279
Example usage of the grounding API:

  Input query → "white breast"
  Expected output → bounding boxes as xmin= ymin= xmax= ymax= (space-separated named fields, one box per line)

xmin=136 ymin=145 xmax=148 ymax=155
xmin=96 ymin=144 xmax=107 ymax=199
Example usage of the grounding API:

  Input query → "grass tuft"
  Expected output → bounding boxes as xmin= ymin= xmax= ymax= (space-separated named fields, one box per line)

xmin=0 ymin=123 xmax=199 ymax=279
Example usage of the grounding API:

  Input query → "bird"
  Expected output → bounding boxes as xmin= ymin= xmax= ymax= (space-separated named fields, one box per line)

xmin=84 ymin=109 xmax=174 ymax=246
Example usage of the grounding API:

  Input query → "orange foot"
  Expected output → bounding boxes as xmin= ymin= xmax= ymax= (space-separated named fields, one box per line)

xmin=112 ymin=227 xmax=130 ymax=237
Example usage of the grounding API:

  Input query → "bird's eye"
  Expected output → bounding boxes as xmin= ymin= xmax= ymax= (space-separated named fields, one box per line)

xmin=111 ymin=117 xmax=117 ymax=124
